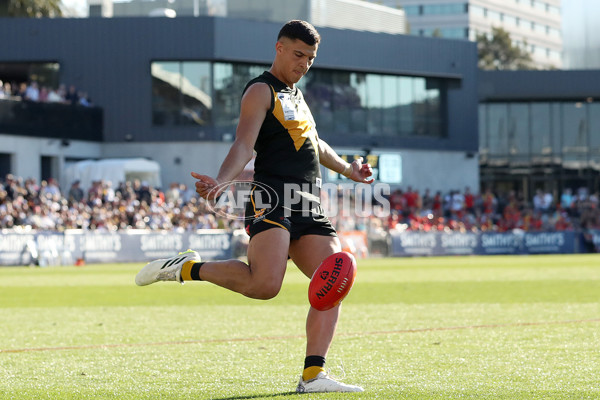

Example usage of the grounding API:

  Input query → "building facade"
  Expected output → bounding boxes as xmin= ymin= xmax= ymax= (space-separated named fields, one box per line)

xmin=369 ymin=0 xmax=562 ymax=69
xmin=561 ymin=0 xmax=600 ymax=69
xmin=91 ymin=0 xmax=408 ymax=35
xmin=0 ymin=16 xmax=478 ymax=194
xmin=478 ymin=69 xmax=600 ymax=199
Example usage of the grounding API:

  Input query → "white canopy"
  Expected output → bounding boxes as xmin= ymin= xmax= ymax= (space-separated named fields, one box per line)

xmin=62 ymin=158 xmax=162 ymax=192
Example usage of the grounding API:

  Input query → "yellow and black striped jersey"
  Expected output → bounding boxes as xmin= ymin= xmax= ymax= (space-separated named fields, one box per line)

xmin=243 ymin=71 xmax=321 ymax=191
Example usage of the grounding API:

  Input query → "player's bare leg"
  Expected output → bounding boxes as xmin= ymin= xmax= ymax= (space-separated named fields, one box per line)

xmin=136 ymin=228 xmax=290 ymax=300
xmin=196 ymin=228 xmax=290 ymax=299
xmin=289 ymin=234 xmax=341 ymax=356
xmin=289 ymin=235 xmax=363 ymax=392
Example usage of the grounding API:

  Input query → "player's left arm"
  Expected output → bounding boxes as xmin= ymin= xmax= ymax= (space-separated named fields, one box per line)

xmin=318 ymin=138 xmax=374 ymax=184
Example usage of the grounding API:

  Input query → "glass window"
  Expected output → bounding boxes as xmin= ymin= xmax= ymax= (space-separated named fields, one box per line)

xmin=349 ymin=72 xmax=368 ymax=134
xmin=470 ymin=5 xmax=485 ymax=18
xmin=332 ymin=71 xmax=356 ymax=135
xmin=398 ymin=77 xmax=414 ymax=136
xmin=303 ymin=69 xmax=334 ymax=134
xmin=534 ymin=23 xmax=546 ymax=35
xmin=152 ymin=61 xmax=212 ymax=126
xmin=365 ymin=74 xmax=383 ymax=135
xmin=479 ymin=105 xmax=489 ymax=156
xmin=151 ymin=61 xmax=446 ymax=140
xmin=152 ymin=62 xmax=185 ymax=126
xmin=548 ymin=5 xmax=560 ymax=15
xmin=442 ymin=28 xmax=469 ymax=39
xmin=413 ymin=78 xmax=429 ymax=136
xmin=181 ymin=62 xmax=212 ymax=125
xmin=533 ymin=0 xmax=546 ymax=12
xmin=0 ymin=62 xmax=60 ymax=91
xmin=487 ymin=10 xmax=501 ymax=22
xmin=508 ymin=103 xmax=529 ymax=156
xmin=422 ymin=3 xmax=467 ymax=15
xmin=562 ymin=101 xmax=588 ymax=164
xmin=425 ymin=79 xmax=443 ymax=137
xmin=503 ymin=14 xmax=517 ymax=26
xmin=531 ymin=103 xmax=552 ymax=155
xmin=213 ymin=62 xmax=266 ymax=129
xmin=381 ymin=75 xmax=400 ymax=136
xmin=488 ymin=103 xmax=509 ymax=156
xmin=403 ymin=5 xmax=420 ymax=15
xmin=551 ymin=103 xmax=562 ymax=157
xmin=590 ymin=103 xmax=600 ymax=164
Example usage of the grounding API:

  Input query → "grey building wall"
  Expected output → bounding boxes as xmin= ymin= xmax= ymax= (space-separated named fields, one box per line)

xmin=478 ymin=70 xmax=600 ymax=101
xmin=0 ymin=16 xmax=477 ymax=152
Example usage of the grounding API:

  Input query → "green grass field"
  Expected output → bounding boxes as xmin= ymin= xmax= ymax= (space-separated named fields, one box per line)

xmin=1 ymin=254 xmax=599 ymax=399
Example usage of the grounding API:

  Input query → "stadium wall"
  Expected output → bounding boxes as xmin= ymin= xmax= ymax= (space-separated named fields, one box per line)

xmin=1 ymin=229 xmax=597 ymax=266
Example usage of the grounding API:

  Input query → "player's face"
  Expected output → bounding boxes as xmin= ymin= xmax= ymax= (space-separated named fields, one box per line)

xmin=276 ymin=38 xmax=318 ymax=85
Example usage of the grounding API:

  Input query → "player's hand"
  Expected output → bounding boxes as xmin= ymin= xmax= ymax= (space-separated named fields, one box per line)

xmin=348 ymin=157 xmax=374 ymax=184
xmin=191 ymin=172 xmax=225 ymax=200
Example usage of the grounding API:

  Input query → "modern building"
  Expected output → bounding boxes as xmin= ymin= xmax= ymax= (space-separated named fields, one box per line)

xmin=89 ymin=0 xmax=408 ymax=35
xmin=561 ymin=0 xmax=600 ymax=69
xmin=478 ymin=69 xmax=600 ymax=198
xmin=0 ymin=16 xmax=478 ymax=195
xmin=367 ymin=0 xmax=562 ymax=69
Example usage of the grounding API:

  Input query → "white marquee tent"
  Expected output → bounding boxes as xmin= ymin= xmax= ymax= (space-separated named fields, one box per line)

xmin=61 ymin=158 xmax=162 ymax=192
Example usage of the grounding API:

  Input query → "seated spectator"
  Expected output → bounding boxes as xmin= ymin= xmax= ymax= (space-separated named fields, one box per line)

xmin=78 ymin=91 xmax=92 ymax=107
xmin=15 ymin=82 xmax=27 ymax=99
xmin=24 ymin=81 xmax=40 ymax=102
xmin=46 ymin=87 xmax=64 ymax=103
xmin=65 ymin=85 xmax=79 ymax=105
xmin=1 ymin=81 xmax=11 ymax=98
xmin=39 ymin=86 xmax=49 ymax=102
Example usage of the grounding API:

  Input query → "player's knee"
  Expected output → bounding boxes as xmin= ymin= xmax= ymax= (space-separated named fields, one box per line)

xmin=243 ymin=280 xmax=281 ymax=300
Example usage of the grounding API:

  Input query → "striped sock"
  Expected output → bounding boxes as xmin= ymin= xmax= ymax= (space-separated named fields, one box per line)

xmin=180 ymin=261 xmax=204 ymax=281
xmin=302 ymin=355 xmax=326 ymax=381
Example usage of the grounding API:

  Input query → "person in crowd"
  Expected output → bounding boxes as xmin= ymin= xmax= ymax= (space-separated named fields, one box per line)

xmin=78 ymin=91 xmax=92 ymax=107
xmin=2 ymin=173 xmax=600 ymax=234
xmin=67 ymin=180 xmax=84 ymax=204
xmin=46 ymin=86 xmax=63 ymax=103
xmin=1 ymin=81 xmax=11 ymax=98
xmin=24 ymin=81 xmax=40 ymax=102
xmin=38 ymin=86 xmax=49 ymax=102
xmin=65 ymin=84 xmax=79 ymax=105
xmin=15 ymin=82 xmax=27 ymax=99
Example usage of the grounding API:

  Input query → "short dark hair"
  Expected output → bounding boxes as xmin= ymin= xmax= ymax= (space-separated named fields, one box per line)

xmin=277 ymin=20 xmax=321 ymax=46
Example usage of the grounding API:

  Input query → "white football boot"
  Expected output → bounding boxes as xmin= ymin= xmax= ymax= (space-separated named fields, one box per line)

xmin=135 ymin=250 xmax=200 ymax=286
xmin=296 ymin=372 xmax=364 ymax=393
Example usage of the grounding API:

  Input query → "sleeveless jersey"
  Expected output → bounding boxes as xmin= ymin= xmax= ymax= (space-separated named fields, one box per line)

xmin=243 ymin=71 xmax=321 ymax=191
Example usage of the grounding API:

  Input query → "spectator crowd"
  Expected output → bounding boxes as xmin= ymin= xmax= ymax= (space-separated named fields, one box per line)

xmin=0 ymin=174 xmax=239 ymax=232
xmin=1 ymin=173 xmax=599 ymax=235
xmin=0 ymin=79 xmax=93 ymax=107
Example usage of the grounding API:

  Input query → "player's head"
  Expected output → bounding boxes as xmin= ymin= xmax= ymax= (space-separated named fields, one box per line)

xmin=277 ymin=20 xmax=321 ymax=46
xmin=274 ymin=21 xmax=320 ymax=86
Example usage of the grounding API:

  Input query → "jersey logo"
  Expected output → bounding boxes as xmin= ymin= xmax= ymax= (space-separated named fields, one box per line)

xmin=271 ymin=87 xmax=319 ymax=155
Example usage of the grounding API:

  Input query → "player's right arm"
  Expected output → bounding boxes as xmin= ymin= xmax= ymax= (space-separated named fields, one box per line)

xmin=192 ymin=83 xmax=271 ymax=200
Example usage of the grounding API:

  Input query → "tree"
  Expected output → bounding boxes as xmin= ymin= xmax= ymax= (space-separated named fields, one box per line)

xmin=476 ymin=27 xmax=534 ymax=70
xmin=0 ymin=0 xmax=63 ymax=17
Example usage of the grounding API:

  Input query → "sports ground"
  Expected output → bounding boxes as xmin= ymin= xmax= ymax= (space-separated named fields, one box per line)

xmin=1 ymin=254 xmax=599 ymax=399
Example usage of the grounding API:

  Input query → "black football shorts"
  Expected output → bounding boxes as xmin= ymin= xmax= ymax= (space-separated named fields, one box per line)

xmin=244 ymin=183 xmax=336 ymax=241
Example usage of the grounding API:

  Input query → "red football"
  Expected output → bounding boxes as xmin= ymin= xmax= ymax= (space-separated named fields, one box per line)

xmin=308 ymin=251 xmax=357 ymax=311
